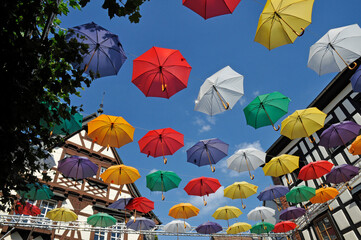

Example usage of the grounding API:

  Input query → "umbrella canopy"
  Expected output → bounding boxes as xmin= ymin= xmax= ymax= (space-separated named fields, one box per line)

xmin=138 ymin=128 xmax=184 ymax=164
xmin=15 ymin=202 xmax=41 ymax=216
xmin=187 ymin=138 xmax=229 ymax=172
xmin=350 ymin=65 xmax=361 ymax=92
xmin=226 ymin=148 xmax=266 ymax=180
xmin=286 ymin=186 xmax=316 ymax=204
xmin=66 ymin=22 xmax=126 ymax=77
xmin=182 ymin=0 xmax=241 ymax=20
xmin=146 ymin=170 xmax=181 ymax=200
xmin=243 ymin=91 xmax=291 ymax=131
xmin=169 ymin=203 xmax=200 ymax=219
xmin=194 ymin=66 xmax=244 ymax=116
xmin=164 ymin=220 xmax=191 ymax=233
xmin=310 ymin=187 xmax=339 ymax=204
xmin=349 ymin=135 xmax=361 ymax=155
xmin=250 ymin=222 xmax=274 ymax=234
xmin=263 ymin=154 xmax=299 ymax=184
xmin=325 ymin=164 xmax=359 ymax=186
xmin=108 ymin=197 xmax=133 ymax=210
xmin=183 ymin=176 xmax=221 ymax=206
xmin=226 ymin=222 xmax=252 ymax=234
xmin=319 ymin=121 xmax=361 ymax=148
xmin=100 ymin=164 xmax=140 ymax=185
xmin=87 ymin=212 xmax=117 ymax=227
xmin=224 ymin=182 xmax=258 ymax=209
xmin=18 ymin=183 xmax=54 ymax=201
xmin=58 ymin=155 xmax=98 ymax=180
xmin=247 ymin=206 xmax=275 ymax=221
xmin=212 ymin=206 xmax=242 ymax=226
xmin=125 ymin=197 xmax=154 ymax=214
xmin=46 ymin=207 xmax=78 ymax=222
xmin=196 ymin=221 xmax=222 ymax=234
xmin=257 ymin=185 xmax=289 ymax=211
xmin=298 ymin=160 xmax=334 ymax=181
xmin=281 ymin=107 xmax=327 ymax=141
xmin=126 ymin=217 xmax=155 ymax=231
xmin=132 ymin=46 xmax=192 ymax=98
xmin=273 ymin=221 xmax=297 ymax=233
xmin=308 ymin=24 xmax=361 ymax=75
xmin=279 ymin=206 xmax=306 ymax=220
xmin=254 ymin=0 xmax=314 ymax=50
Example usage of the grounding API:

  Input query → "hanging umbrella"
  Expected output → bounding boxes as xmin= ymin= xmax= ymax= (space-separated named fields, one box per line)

xmin=58 ymin=155 xmax=98 ymax=180
xmin=46 ymin=207 xmax=78 ymax=222
xmin=262 ymin=154 xmax=299 ymax=185
xmin=279 ymin=206 xmax=306 ymax=220
xmin=196 ymin=221 xmax=222 ymax=234
xmin=254 ymin=0 xmax=314 ymax=50
xmin=87 ymin=212 xmax=117 ymax=227
xmin=184 ymin=176 xmax=221 ymax=206
xmin=250 ymin=222 xmax=274 ymax=234
xmin=281 ymin=107 xmax=327 ymax=142
xmin=187 ymin=138 xmax=229 ymax=172
xmin=224 ymin=181 xmax=258 ymax=209
xmin=126 ymin=217 xmax=155 ymax=230
xmin=108 ymin=197 xmax=133 ymax=209
xmin=286 ymin=186 xmax=316 ymax=207
xmin=273 ymin=221 xmax=297 ymax=233
xmin=100 ymin=164 xmax=140 ymax=185
xmin=132 ymin=46 xmax=192 ymax=98
xmin=298 ymin=160 xmax=334 ymax=181
xmin=310 ymin=187 xmax=339 ymax=210
xmin=194 ymin=66 xmax=244 ymax=116
xmin=226 ymin=222 xmax=252 ymax=234
xmin=138 ymin=128 xmax=184 ymax=164
xmin=227 ymin=148 xmax=266 ymax=180
xmin=66 ymin=22 xmax=127 ymax=77
xmin=257 ymin=185 xmax=290 ymax=211
xmin=182 ymin=0 xmax=241 ymax=20
xmin=146 ymin=170 xmax=181 ymax=200
xmin=212 ymin=206 xmax=242 ymax=227
xmin=325 ymin=164 xmax=359 ymax=190
xmin=18 ymin=183 xmax=54 ymax=201
xmin=88 ymin=114 xmax=135 ymax=149
xmin=350 ymin=65 xmax=361 ymax=92
xmin=243 ymin=91 xmax=291 ymax=131
xmin=15 ymin=202 xmax=41 ymax=216
xmin=164 ymin=220 xmax=191 ymax=233
xmin=349 ymin=135 xmax=361 ymax=155
xmin=125 ymin=197 xmax=154 ymax=214
xmin=308 ymin=24 xmax=361 ymax=75
xmin=319 ymin=121 xmax=361 ymax=149
xmin=247 ymin=206 xmax=275 ymax=222
xmin=169 ymin=203 xmax=199 ymax=228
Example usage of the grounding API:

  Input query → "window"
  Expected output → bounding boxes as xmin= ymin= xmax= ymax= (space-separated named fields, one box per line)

xmin=39 ymin=200 xmax=57 ymax=218
xmin=99 ymin=167 xmax=107 ymax=180
xmin=110 ymin=231 xmax=121 ymax=240
xmin=94 ymin=231 xmax=106 ymax=240
xmin=313 ymin=213 xmax=340 ymax=240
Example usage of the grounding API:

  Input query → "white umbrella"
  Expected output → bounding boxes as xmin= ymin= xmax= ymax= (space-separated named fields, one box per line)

xmin=164 ymin=220 xmax=191 ymax=233
xmin=247 ymin=206 xmax=275 ymax=221
xmin=194 ymin=66 xmax=244 ymax=116
xmin=308 ymin=24 xmax=361 ymax=75
xmin=226 ymin=148 xmax=266 ymax=180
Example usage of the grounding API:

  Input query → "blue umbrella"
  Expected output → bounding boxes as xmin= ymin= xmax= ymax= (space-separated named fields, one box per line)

xmin=66 ymin=22 xmax=127 ymax=78
xmin=196 ymin=221 xmax=223 ymax=234
xmin=187 ymin=138 xmax=229 ymax=172
xmin=126 ymin=217 xmax=155 ymax=231
xmin=58 ymin=155 xmax=98 ymax=180
xmin=108 ymin=197 xmax=134 ymax=210
xmin=350 ymin=65 xmax=361 ymax=92
xmin=257 ymin=185 xmax=289 ymax=211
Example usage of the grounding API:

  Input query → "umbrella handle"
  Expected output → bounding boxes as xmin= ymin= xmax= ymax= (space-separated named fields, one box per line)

xmin=204 ymin=200 xmax=207 ymax=206
xmin=347 ymin=183 xmax=353 ymax=191
xmin=348 ymin=61 xmax=358 ymax=70
xmin=308 ymin=136 xmax=315 ymax=143
xmin=295 ymin=27 xmax=305 ymax=37
xmin=327 ymin=203 xmax=333 ymax=211
xmin=249 ymin=174 xmax=255 ymax=180
xmin=163 ymin=157 xmax=167 ymax=164
xmin=241 ymin=199 xmax=246 ymax=209
xmin=273 ymin=125 xmax=280 ymax=131
xmin=285 ymin=175 xmax=292 ymax=185
xmin=162 ymin=193 xmax=165 ymax=201
xmin=211 ymin=166 xmax=215 ymax=172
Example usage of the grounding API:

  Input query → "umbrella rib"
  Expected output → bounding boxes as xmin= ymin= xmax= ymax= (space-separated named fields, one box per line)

xmin=98 ymin=47 xmax=118 ymax=75
xmin=70 ymin=29 xmax=97 ymax=45
xmin=145 ymin=72 xmax=161 ymax=96
xmin=163 ymin=68 xmax=188 ymax=88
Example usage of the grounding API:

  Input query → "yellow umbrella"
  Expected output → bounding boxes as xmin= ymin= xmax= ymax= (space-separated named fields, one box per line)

xmin=169 ymin=203 xmax=199 ymax=228
xmin=212 ymin=206 xmax=242 ymax=227
xmin=100 ymin=164 xmax=140 ymax=186
xmin=263 ymin=154 xmax=299 ymax=185
xmin=281 ymin=107 xmax=326 ymax=142
xmin=88 ymin=114 xmax=135 ymax=149
xmin=226 ymin=222 xmax=252 ymax=234
xmin=224 ymin=182 xmax=258 ymax=209
xmin=310 ymin=187 xmax=339 ymax=211
xmin=46 ymin=207 xmax=78 ymax=222
xmin=254 ymin=0 xmax=315 ymax=50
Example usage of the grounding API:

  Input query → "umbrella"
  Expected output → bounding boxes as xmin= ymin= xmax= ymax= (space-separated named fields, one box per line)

xmin=325 ymin=164 xmax=359 ymax=190
xmin=247 ymin=206 xmax=275 ymax=222
xmin=108 ymin=197 xmax=133 ymax=210
xmin=184 ymin=176 xmax=221 ymax=206
xmin=126 ymin=217 xmax=155 ymax=230
xmin=273 ymin=221 xmax=297 ymax=233
xmin=226 ymin=148 xmax=266 ymax=180
xmin=281 ymin=107 xmax=327 ymax=142
xmin=164 ymin=220 xmax=191 ymax=233
xmin=194 ymin=66 xmax=244 ymax=116
xmin=350 ymin=65 xmax=361 ymax=92
xmin=286 ymin=186 xmax=316 ymax=207
xmin=262 ymin=154 xmax=299 ymax=185
xmin=66 ymin=22 xmax=127 ymax=77
xmin=196 ymin=221 xmax=222 ymax=234
xmin=146 ymin=170 xmax=181 ymax=200
xmin=349 ymin=135 xmax=361 ymax=155
xmin=319 ymin=121 xmax=361 ymax=149
xmin=87 ymin=212 xmax=117 ymax=227
xmin=169 ymin=203 xmax=199 ymax=228
xmin=212 ymin=206 xmax=242 ymax=227
xmin=279 ymin=206 xmax=306 ymax=220
xmin=310 ymin=187 xmax=339 ymax=210
xmin=18 ymin=183 xmax=54 ymax=201
xmin=125 ymin=197 xmax=154 ymax=214
xmin=308 ymin=24 xmax=361 ymax=75
xmin=224 ymin=182 xmax=258 ymax=209
xmin=243 ymin=91 xmax=291 ymax=131
xmin=257 ymin=185 xmax=290 ymax=211
xmin=100 ymin=164 xmax=140 ymax=185
xmin=182 ymin=0 xmax=241 ymax=20
xmin=87 ymin=114 xmax=135 ymax=149
xmin=138 ymin=128 xmax=184 ymax=164
xmin=254 ymin=0 xmax=314 ymax=50
xmin=226 ymin=222 xmax=252 ymax=234
xmin=15 ymin=202 xmax=41 ymax=216
xmin=187 ymin=138 xmax=229 ymax=172
xmin=46 ymin=207 xmax=78 ymax=222
xmin=132 ymin=46 xmax=192 ymax=98
xmin=298 ymin=160 xmax=334 ymax=182
xmin=250 ymin=222 xmax=274 ymax=234
xmin=58 ymin=155 xmax=98 ymax=180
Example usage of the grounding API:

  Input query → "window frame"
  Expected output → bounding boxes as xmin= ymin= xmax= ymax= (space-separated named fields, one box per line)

xmin=312 ymin=211 xmax=341 ymax=240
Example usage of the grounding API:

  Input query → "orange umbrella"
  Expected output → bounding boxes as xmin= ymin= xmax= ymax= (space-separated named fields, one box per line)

xmin=310 ymin=187 xmax=339 ymax=210
xmin=349 ymin=135 xmax=361 ymax=155
xmin=169 ymin=203 xmax=199 ymax=228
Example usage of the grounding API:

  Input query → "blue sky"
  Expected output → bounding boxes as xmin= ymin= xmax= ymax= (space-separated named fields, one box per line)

xmin=60 ymin=0 xmax=361 ymax=238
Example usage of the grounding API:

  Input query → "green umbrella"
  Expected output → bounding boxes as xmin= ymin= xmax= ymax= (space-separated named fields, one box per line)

xmin=87 ymin=212 xmax=117 ymax=227
xmin=18 ymin=183 xmax=54 ymax=200
xmin=286 ymin=185 xmax=316 ymax=204
xmin=243 ymin=91 xmax=290 ymax=131
xmin=250 ymin=222 xmax=274 ymax=234
xmin=146 ymin=170 xmax=181 ymax=200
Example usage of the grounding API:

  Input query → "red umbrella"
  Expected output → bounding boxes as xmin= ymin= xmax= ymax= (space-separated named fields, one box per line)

xmin=138 ymin=128 xmax=184 ymax=164
xmin=273 ymin=221 xmax=297 ymax=233
xmin=183 ymin=0 xmax=241 ymax=20
xmin=132 ymin=46 xmax=192 ymax=99
xmin=15 ymin=202 xmax=41 ymax=216
xmin=184 ymin=176 xmax=222 ymax=206
xmin=298 ymin=160 xmax=334 ymax=181
xmin=125 ymin=197 xmax=154 ymax=214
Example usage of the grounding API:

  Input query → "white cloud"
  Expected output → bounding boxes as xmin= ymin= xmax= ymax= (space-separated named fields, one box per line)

xmin=235 ymin=140 xmax=264 ymax=152
xmin=253 ymin=90 xmax=260 ymax=97
xmin=239 ymin=96 xmax=246 ymax=106
xmin=193 ymin=116 xmax=213 ymax=133
xmin=148 ymin=168 xmax=158 ymax=174
xmin=206 ymin=116 xmax=216 ymax=125
xmin=199 ymin=125 xmax=211 ymax=133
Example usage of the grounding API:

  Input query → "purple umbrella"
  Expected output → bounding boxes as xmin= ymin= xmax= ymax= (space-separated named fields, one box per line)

xmin=350 ymin=65 xmax=361 ymax=92
xmin=196 ymin=221 xmax=223 ymax=234
xmin=279 ymin=207 xmax=306 ymax=221
xmin=58 ymin=155 xmax=98 ymax=180
xmin=108 ymin=197 xmax=134 ymax=210
xmin=187 ymin=138 xmax=229 ymax=172
xmin=325 ymin=164 xmax=359 ymax=190
xmin=126 ymin=217 xmax=155 ymax=230
xmin=319 ymin=121 xmax=361 ymax=148
xmin=257 ymin=185 xmax=289 ymax=211
xmin=66 ymin=22 xmax=127 ymax=78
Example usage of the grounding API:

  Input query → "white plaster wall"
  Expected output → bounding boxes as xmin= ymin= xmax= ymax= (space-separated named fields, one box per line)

xmin=343 ymin=231 xmax=358 ymax=240
xmin=302 ymin=229 xmax=311 ymax=240
xmin=333 ymin=210 xmax=350 ymax=230
xmin=345 ymin=202 xmax=361 ymax=224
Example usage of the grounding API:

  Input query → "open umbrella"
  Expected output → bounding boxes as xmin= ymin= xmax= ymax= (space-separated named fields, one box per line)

xmin=254 ymin=0 xmax=314 ymax=50
xmin=308 ymin=24 xmax=361 ymax=75
xmin=257 ymin=185 xmax=289 ymax=211
xmin=18 ymin=183 xmax=54 ymax=201
xmin=247 ymin=206 xmax=275 ymax=222
xmin=169 ymin=203 xmax=199 ymax=228
xmin=273 ymin=221 xmax=297 ymax=239
xmin=310 ymin=187 xmax=339 ymax=210
xmin=164 ymin=220 xmax=191 ymax=233
xmin=250 ymin=222 xmax=274 ymax=234
xmin=350 ymin=65 xmax=361 ymax=92
xmin=319 ymin=121 xmax=361 ymax=149
xmin=46 ymin=207 xmax=78 ymax=222
xmin=286 ymin=186 xmax=316 ymax=208
xmin=15 ymin=202 xmax=41 ymax=216
xmin=88 ymin=114 xmax=135 ymax=149
xmin=184 ymin=176 xmax=221 ymax=206
xmin=146 ymin=170 xmax=181 ymax=200
xmin=132 ymin=46 xmax=192 ymax=98
xmin=262 ymin=154 xmax=299 ymax=185
xmin=138 ymin=128 xmax=184 ymax=164
xmin=212 ymin=206 xmax=242 ymax=227
xmin=224 ymin=181 xmax=258 ymax=209
xmin=58 ymin=155 xmax=98 ymax=180
xmin=125 ymin=197 xmax=154 ymax=215
xmin=66 ymin=22 xmax=126 ymax=77
xmin=196 ymin=221 xmax=222 ymax=234
xmin=187 ymin=138 xmax=229 ymax=172
xmin=226 ymin=222 xmax=252 ymax=234
xmin=349 ymin=135 xmax=361 ymax=155
xmin=226 ymin=148 xmax=266 ymax=180
xmin=108 ymin=197 xmax=133 ymax=222
xmin=298 ymin=160 xmax=334 ymax=183
xmin=87 ymin=212 xmax=116 ymax=227
xmin=126 ymin=217 xmax=155 ymax=230
xmin=182 ymin=0 xmax=241 ymax=19
xmin=243 ymin=91 xmax=291 ymax=131
xmin=279 ymin=206 xmax=306 ymax=220
xmin=194 ymin=66 xmax=244 ymax=116
xmin=325 ymin=164 xmax=359 ymax=190
xmin=100 ymin=164 xmax=140 ymax=185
